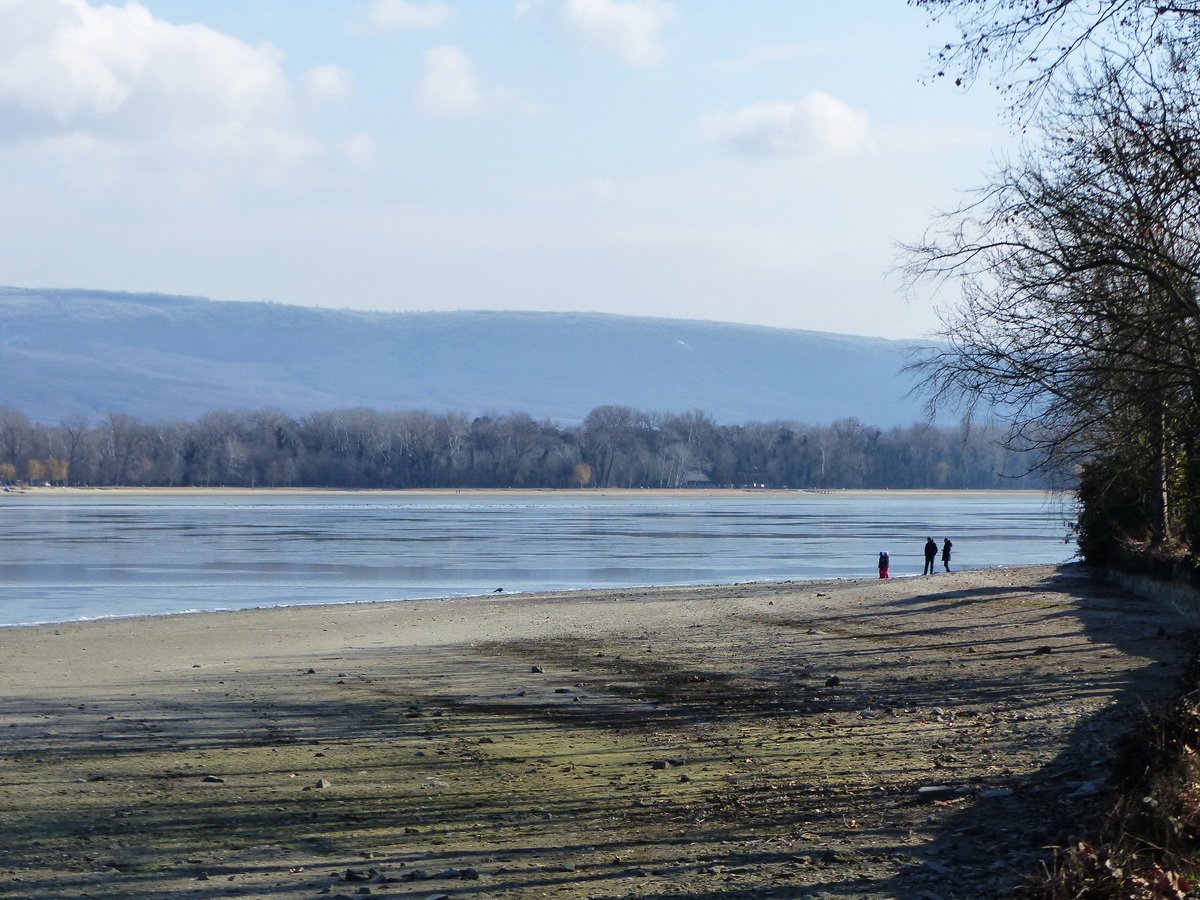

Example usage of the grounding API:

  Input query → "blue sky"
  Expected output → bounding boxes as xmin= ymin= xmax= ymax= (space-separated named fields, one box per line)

xmin=0 ymin=0 xmax=1010 ymax=338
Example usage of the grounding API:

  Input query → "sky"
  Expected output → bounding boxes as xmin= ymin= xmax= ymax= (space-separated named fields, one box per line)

xmin=0 ymin=0 xmax=1014 ymax=339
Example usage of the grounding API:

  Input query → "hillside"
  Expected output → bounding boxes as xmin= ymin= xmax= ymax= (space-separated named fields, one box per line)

xmin=0 ymin=286 xmax=937 ymax=426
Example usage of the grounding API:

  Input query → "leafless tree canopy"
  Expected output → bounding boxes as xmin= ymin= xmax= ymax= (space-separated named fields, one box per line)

xmin=906 ymin=7 xmax=1200 ymax=555
xmin=911 ymin=0 xmax=1200 ymax=111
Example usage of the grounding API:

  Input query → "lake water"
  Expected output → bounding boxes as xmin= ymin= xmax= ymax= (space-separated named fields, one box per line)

xmin=0 ymin=490 xmax=1076 ymax=627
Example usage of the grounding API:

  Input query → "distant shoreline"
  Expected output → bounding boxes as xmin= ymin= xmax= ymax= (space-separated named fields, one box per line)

xmin=6 ymin=485 xmax=1060 ymax=498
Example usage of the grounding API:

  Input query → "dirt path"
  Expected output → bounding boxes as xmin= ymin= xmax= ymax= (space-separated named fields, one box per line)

xmin=0 ymin=564 xmax=1194 ymax=899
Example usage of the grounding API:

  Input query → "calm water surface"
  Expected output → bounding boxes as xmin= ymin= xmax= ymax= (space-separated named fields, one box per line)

xmin=0 ymin=490 xmax=1076 ymax=626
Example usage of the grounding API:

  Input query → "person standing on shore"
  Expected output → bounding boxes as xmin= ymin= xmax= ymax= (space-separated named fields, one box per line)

xmin=942 ymin=538 xmax=953 ymax=572
xmin=923 ymin=537 xmax=937 ymax=575
xmin=878 ymin=551 xmax=890 ymax=578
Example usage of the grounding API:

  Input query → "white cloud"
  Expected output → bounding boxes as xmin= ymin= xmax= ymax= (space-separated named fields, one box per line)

xmin=302 ymin=64 xmax=354 ymax=105
xmin=361 ymin=0 xmax=452 ymax=31
xmin=558 ymin=0 xmax=674 ymax=67
xmin=699 ymin=93 xmax=872 ymax=158
xmin=419 ymin=45 xmax=485 ymax=117
xmin=0 ymin=0 xmax=312 ymax=169
xmin=418 ymin=45 xmax=542 ymax=118
xmin=339 ymin=133 xmax=378 ymax=168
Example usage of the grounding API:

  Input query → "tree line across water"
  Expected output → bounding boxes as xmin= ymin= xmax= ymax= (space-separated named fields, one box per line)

xmin=0 ymin=403 xmax=1047 ymax=490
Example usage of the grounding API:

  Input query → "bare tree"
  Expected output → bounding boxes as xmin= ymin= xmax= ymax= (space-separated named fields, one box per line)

xmin=97 ymin=413 xmax=147 ymax=485
xmin=0 ymin=405 xmax=33 ymax=472
xmin=912 ymin=0 xmax=1200 ymax=112
xmin=905 ymin=58 xmax=1200 ymax=549
xmin=51 ymin=414 xmax=92 ymax=485
xmin=581 ymin=405 xmax=650 ymax=488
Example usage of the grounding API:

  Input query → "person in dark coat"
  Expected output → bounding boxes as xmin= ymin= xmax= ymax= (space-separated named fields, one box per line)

xmin=942 ymin=538 xmax=953 ymax=572
xmin=878 ymin=551 xmax=890 ymax=578
xmin=923 ymin=537 xmax=937 ymax=575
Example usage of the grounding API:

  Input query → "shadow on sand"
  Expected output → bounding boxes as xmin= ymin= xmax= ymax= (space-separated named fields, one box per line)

xmin=1 ymin=564 xmax=1195 ymax=899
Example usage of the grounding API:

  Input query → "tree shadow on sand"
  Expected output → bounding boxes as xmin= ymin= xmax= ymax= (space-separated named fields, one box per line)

xmin=0 ymin=564 xmax=1194 ymax=899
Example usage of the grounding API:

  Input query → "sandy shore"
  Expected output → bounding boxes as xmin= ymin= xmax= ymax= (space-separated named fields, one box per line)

xmin=0 ymin=564 xmax=1193 ymax=899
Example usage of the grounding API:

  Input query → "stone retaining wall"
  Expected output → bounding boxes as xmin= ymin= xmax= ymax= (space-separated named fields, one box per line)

xmin=1112 ymin=569 xmax=1200 ymax=624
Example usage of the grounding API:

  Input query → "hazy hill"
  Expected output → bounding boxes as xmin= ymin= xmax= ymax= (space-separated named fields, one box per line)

xmin=0 ymin=286 xmax=940 ymax=426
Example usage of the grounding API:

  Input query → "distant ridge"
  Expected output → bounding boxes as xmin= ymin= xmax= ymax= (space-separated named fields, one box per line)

xmin=0 ymin=286 xmax=937 ymax=426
